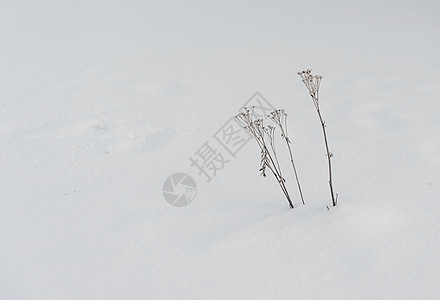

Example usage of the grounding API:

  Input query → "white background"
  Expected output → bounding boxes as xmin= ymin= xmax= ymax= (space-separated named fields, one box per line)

xmin=1 ymin=1 xmax=440 ymax=299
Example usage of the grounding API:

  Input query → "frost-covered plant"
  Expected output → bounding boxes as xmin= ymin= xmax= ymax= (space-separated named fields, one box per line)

xmin=298 ymin=69 xmax=337 ymax=207
xmin=236 ymin=107 xmax=294 ymax=209
xmin=268 ymin=109 xmax=305 ymax=205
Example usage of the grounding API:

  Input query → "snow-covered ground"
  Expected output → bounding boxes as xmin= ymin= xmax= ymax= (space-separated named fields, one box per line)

xmin=1 ymin=1 xmax=440 ymax=299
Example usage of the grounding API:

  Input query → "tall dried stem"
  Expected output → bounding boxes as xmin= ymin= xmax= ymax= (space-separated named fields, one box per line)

xmin=236 ymin=107 xmax=294 ymax=209
xmin=298 ymin=69 xmax=337 ymax=207
xmin=268 ymin=109 xmax=305 ymax=205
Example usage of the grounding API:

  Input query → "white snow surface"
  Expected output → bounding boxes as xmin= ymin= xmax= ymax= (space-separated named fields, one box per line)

xmin=1 ymin=1 xmax=440 ymax=299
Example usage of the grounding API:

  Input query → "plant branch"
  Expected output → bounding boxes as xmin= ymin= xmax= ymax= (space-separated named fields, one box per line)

xmin=236 ymin=107 xmax=294 ymax=209
xmin=298 ymin=69 xmax=337 ymax=207
xmin=268 ymin=109 xmax=305 ymax=205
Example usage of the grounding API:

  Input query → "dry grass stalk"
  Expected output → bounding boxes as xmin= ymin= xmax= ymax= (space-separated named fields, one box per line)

xmin=236 ymin=107 xmax=294 ymax=209
xmin=268 ymin=109 xmax=305 ymax=205
xmin=298 ymin=69 xmax=337 ymax=207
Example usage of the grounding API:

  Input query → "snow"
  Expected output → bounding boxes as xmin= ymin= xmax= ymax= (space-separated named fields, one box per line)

xmin=1 ymin=0 xmax=440 ymax=299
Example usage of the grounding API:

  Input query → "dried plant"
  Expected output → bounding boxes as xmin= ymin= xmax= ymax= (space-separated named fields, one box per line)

xmin=236 ymin=107 xmax=294 ymax=209
xmin=298 ymin=69 xmax=337 ymax=207
xmin=268 ymin=109 xmax=305 ymax=205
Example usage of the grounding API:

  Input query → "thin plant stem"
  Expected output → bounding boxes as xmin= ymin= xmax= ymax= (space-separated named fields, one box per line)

xmin=265 ymin=128 xmax=293 ymax=208
xmin=236 ymin=107 xmax=294 ymax=209
xmin=298 ymin=69 xmax=337 ymax=207
xmin=316 ymin=107 xmax=337 ymax=207
xmin=285 ymin=136 xmax=305 ymax=205
xmin=268 ymin=110 xmax=305 ymax=205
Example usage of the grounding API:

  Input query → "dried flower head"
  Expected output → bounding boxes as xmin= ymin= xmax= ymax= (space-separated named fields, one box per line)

xmin=235 ymin=107 xmax=294 ymax=208
xmin=297 ymin=69 xmax=323 ymax=106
